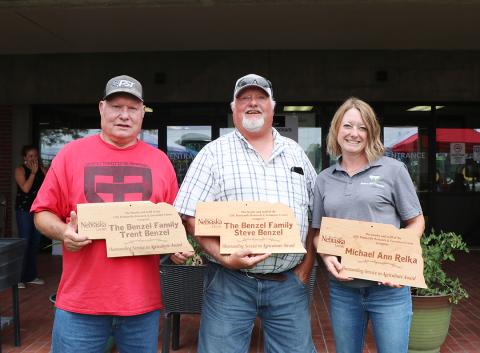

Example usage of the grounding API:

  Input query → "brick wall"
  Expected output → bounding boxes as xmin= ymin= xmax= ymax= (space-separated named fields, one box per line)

xmin=0 ymin=106 xmax=12 ymax=236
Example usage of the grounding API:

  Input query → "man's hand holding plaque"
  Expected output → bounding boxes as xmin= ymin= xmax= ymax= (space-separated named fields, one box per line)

xmin=195 ymin=201 xmax=306 ymax=254
xmin=317 ymin=217 xmax=426 ymax=288
xmin=78 ymin=201 xmax=193 ymax=257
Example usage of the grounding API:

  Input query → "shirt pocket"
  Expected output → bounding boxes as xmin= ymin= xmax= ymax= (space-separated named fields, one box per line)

xmin=290 ymin=172 xmax=309 ymax=208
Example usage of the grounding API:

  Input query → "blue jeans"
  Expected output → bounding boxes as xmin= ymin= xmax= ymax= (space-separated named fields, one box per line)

xmin=198 ymin=263 xmax=316 ymax=353
xmin=329 ymin=279 xmax=412 ymax=353
xmin=16 ymin=209 xmax=41 ymax=282
xmin=52 ymin=308 xmax=160 ymax=353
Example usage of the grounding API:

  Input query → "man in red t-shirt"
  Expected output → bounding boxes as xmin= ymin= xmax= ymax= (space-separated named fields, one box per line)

xmin=32 ymin=75 xmax=179 ymax=353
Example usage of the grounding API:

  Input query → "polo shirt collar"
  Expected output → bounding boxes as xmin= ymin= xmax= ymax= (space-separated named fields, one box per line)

xmin=332 ymin=155 xmax=385 ymax=174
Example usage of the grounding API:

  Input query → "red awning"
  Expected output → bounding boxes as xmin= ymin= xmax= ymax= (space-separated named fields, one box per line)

xmin=391 ymin=129 xmax=480 ymax=153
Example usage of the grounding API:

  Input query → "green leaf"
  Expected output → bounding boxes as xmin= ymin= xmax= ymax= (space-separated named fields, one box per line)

xmin=412 ymin=230 xmax=469 ymax=304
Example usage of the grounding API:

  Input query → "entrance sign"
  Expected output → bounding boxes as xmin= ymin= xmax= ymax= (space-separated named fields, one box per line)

xmin=317 ymin=217 xmax=426 ymax=288
xmin=78 ymin=201 xmax=193 ymax=257
xmin=195 ymin=201 xmax=306 ymax=254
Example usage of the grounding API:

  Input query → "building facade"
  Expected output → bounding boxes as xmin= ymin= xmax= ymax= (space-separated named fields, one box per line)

xmin=1 ymin=1 xmax=480 ymax=244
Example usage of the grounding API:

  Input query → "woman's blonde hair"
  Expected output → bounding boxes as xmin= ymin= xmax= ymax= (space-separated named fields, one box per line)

xmin=326 ymin=97 xmax=384 ymax=163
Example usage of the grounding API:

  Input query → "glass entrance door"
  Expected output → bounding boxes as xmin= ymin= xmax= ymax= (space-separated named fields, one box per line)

xmin=379 ymin=104 xmax=431 ymax=232
xmin=166 ymin=125 xmax=212 ymax=184
xmin=383 ymin=126 xmax=429 ymax=192
xmin=156 ymin=107 xmax=222 ymax=185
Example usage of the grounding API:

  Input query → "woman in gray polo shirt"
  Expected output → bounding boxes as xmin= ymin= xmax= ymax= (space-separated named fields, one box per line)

xmin=312 ymin=97 xmax=424 ymax=353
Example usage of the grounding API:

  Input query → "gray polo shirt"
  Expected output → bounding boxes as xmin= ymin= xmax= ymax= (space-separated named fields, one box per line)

xmin=312 ymin=156 xmax=422 ymax=287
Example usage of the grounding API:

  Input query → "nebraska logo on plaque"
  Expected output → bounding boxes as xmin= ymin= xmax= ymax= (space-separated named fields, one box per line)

xmin=195 ymin=201 xmax=306 ymax=254
xmin=318 ymin=217 xmax=426 ymax=288
xmin=77 ymin=201 xmax=193 ymax=257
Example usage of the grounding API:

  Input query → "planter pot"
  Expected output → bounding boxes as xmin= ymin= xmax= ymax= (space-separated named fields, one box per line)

xmin=408 ymin=295 xmax=452 ymax=353
xmin=160 ymin=258 xmax=207 ymax=353
xmin=160 ymin=260 xmax=207 ymax=314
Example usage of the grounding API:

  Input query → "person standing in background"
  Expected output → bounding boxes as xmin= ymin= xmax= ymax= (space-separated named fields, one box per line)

xmin=15 ymin=145 xmax=47 ymax=288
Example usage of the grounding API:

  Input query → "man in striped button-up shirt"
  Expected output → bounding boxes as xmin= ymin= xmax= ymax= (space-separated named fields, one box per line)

xmin=174 ymin=74 xmax=318 ymax=353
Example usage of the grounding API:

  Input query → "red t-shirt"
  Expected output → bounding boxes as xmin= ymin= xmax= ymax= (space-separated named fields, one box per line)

xmin=31 ymin=135 xmax=178 ymax=315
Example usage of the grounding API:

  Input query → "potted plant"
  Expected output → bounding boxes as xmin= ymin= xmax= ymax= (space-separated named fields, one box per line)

xmin=408 ymin=230 xmax=469 ymax=353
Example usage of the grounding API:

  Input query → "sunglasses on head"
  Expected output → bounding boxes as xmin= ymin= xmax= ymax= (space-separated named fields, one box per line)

xmin=236 ymin=76 xmax=273 ymax=95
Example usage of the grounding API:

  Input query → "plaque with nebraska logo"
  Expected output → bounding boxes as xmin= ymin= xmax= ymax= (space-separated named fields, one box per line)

xmin=195 ymin=201 xmax=306 ymax=254
xmin=318 ymin=217 xmax=426 ymax=288
xmin=77 ymin=201 xmax=193 ymax=257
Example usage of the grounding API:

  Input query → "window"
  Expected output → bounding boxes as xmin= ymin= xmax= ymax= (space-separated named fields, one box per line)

xmin=435 ymin=128 xmax=480 ymax=192
xmin=384 ymin=126 xmax=429 ymax=192
xmin=166 ymin=126 xmax=211 ymax=184
xmin=39 ymin=128 xmax=158 ymax=166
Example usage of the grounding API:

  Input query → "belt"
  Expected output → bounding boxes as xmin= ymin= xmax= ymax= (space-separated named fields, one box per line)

xmin=239 ymin=271 xmax=288 ymax=282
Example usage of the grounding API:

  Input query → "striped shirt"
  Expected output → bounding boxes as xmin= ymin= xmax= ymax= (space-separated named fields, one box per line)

xmin=174 ymin=128 xmax=317 ymax=273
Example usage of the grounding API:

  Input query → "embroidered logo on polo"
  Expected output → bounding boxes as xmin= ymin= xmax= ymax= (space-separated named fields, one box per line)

xmin=360 ymin=175 xmax=385 ymax=188
xmin=84 ymin=163 xmax=152 ymax=202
